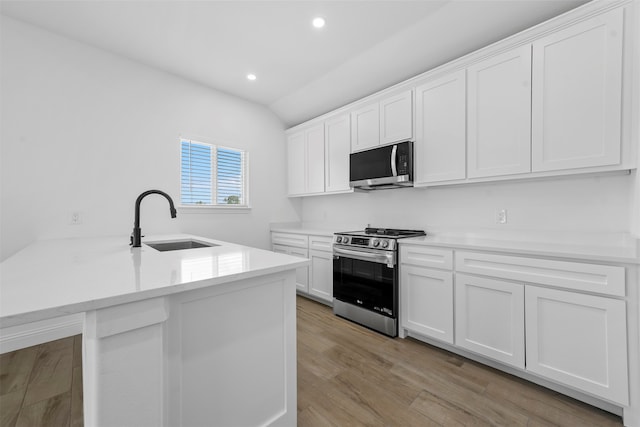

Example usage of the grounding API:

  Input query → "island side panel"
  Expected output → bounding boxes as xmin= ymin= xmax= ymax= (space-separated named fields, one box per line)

xmin=83 ymin=297 xmax=169 ymax=427
xmin=166 ymin=270 xmax=297 ymax=427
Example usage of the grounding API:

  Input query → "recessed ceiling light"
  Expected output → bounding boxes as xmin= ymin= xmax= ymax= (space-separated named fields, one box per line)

xmin=247 ymin=74 xmax=257 ymax=81
xmin=312 ymin=17 xmax=325 ymax=29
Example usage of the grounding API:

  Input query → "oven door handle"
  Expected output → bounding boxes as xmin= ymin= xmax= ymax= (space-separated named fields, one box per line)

xmin=333 ymin=247 xmax=395 ymax=267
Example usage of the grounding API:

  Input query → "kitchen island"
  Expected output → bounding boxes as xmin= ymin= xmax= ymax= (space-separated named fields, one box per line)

xmin=0 ymin=234 xmax=308 ymax=426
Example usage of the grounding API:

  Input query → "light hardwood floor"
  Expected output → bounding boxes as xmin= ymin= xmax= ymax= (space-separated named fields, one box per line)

xmin=0 ymin=336 xmax=82 ymax=427
xmin=0 ymin=298 xmax=624 ymax=426
xmin=297 ymin=296 xmax=623 ymax=426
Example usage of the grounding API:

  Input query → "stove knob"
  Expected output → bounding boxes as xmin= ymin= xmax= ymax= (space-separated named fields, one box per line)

xmin=372 ymin=239 xmax=380 ymax=247
xmin=336 ymin=236 xmax=342 ymax=243
xmin=343 ymin=237 xmax=349 ymax=244
xmin=381 ymin=240 xmax=389 ymax=249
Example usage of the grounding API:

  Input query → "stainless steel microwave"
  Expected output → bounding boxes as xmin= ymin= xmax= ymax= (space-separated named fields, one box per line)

xmin=349 ymin=141 xmax=414 ymax=191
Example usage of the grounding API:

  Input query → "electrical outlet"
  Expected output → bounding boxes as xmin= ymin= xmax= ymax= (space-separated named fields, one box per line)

xmin=70 ymin=212 xmax=82 ymax=225
xmin=495 ymin=209 xmax=507 ymax=224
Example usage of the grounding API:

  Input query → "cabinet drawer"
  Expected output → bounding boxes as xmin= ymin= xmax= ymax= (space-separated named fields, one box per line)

xmin=271 ymin=232 xmax=308 ymax=249
xmin=309 ymin=235 xmax=334 ymax=252
xmin=400 ymin=245 xmax=453 ymax=270
xmin=455 ymin=251 xmax=625 ymax=297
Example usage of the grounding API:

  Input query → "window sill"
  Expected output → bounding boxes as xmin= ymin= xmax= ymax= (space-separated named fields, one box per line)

xmin=178 ymin=205 xmax=252 ymax=214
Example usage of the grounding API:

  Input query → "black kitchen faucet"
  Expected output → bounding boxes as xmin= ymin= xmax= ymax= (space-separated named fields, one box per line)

xmin=130 ymin=190 xmax=177 ymax=247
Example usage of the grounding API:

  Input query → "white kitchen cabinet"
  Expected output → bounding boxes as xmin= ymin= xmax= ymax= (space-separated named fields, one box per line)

xmin=414 ymin=70 xmax=466 ymax=184
xmin=351 ymin=90 xmax=413 ymax=152
xmin=286 ymin=124 xmax=325 ymax=196
xmin=286 ymin=132 xmax=306 ymax=196
xmin=309 ymin=250 xmax=333 ymax=303
xmin=272 ymin=243 xmax=309 ymax=293
xmin=272 ymin=232 xmax=334 ymax=305
xmin=455 ymin=273 xmax=525 ymax=369
xmin=324 ymin=114 xmax=352 ymax=193
xmin=379 ymin=90 xmax=413 ymax=145
xmin=467 ymin=45 xmax=532 ymax=178
xmin=525 ymin=286 xmax=628 ymax=405
xmin=400 ymin=265 xmax=453 ymax=344
xmin=532 ymin=9 xmax=623 ymax=172
xmin=350 ymin=101 xmax=379 ymax=152
xmin=306 ymin=126 xmax=325 ymax=194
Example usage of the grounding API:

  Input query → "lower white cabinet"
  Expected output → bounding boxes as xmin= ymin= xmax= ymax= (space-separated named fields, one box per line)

xmin=525 ymin=286 xmax=629 ymax=405
xmin=400 ymin=266 xmax=453 ymax=343
xmin=272 ymin=232 xmax=334 ymax=305
xmin=454 ymin=274 xmax=525 ymax=369
xmin=309 ymin=250 xmax=333 ymax=303
xmin=272 ymin=244 xmax=309 ymax=293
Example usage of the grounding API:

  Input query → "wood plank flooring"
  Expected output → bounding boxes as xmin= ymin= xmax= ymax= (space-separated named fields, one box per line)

xmin=0 ymin=298 xmax=624 ymax=426
xmin=0 ymin=336 xmax=83 ymax=427
xmin=297 ymin=296 xmax=623 ymax=426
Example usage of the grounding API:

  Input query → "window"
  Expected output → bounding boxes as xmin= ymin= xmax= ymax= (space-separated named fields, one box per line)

xmin=180 ymin=139 xmax=248 ymax=207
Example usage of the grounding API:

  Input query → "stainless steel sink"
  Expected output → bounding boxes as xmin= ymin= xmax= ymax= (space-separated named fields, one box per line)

xmin=145 ymin=239 xmax=218 ymax=252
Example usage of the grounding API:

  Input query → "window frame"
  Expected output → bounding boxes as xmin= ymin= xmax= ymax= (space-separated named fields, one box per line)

xmin=179 ymin=137 xmax=250 ymax=211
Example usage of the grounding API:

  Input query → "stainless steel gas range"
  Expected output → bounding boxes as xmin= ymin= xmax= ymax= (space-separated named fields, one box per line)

xmin=332 ymin=227 xmax=426 ymax=337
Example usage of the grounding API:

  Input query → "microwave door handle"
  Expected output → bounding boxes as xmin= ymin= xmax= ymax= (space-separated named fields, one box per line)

xmin=391 ymin=144 xmax=398 ymax=176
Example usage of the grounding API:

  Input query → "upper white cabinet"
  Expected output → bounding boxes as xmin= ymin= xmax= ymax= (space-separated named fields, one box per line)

xmin=351 ymin=90 xmax=413 ymax=152
xmin=531 ymin=9 xmax=623 ymax=172
xmin=414 ymin=70 xmax=466 ymax=184
xmin=467 ymin=45 xmax=532 ymax=178
xmin=324 ymin=114 xmax=352 ymax=193
xmin=287 ymin=114 xmax=353 ymax=197
xmin=287 ymin=2 xmax=633 ymax=192
xmin=351 ymin=102 xmax=379 ymax=151
xmin=286 ymin=124 xmax=325 ymax=196
xmin=380 ymin=91 xmax=413 ymax=145
xmin=286 ymin=132 xmax=306 ymax=196
xmin=306 ymin=126 xmax=325 ymax=194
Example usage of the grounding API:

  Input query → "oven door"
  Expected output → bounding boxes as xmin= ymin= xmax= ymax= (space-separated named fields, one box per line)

xmin=333 ymin=246 xmax=397 ymax=318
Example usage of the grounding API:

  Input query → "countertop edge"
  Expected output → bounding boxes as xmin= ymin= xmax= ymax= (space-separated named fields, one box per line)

xmin=0 ymin=258 xmax=308 ymax=329
xmin=399 ymin=237 xmax=640 ymax=265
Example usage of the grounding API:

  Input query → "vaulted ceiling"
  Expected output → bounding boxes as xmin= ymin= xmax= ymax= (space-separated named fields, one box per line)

xmin=1 ymin=0 xmax=589 ymax=127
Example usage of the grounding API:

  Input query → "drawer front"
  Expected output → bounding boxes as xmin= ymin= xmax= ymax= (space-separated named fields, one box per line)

xmin=455 ymin=251 xmax=625 ymax=297
xmin=400 ymin=245 xmax=453 ymax=270
xmin=271 ymin=232 xmax=309 ymax=249
xmin=309 ymin=235 xmax=334 ymax=253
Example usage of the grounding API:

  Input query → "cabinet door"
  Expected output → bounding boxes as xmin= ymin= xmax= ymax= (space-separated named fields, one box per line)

xmin=324 ymin=114 xmax=352 ymax=193
xmin=531 ymin=9 xmax=623 ymax=172
xmin=400 ymin=265 xmax=453 ymax=343
xmin=455 ymin=274 xmax=525 ymax=369
xmin=272 ymin=244 xmax=309 ymax=293
xmin=306 ymin=125 xmax=325 ymax=194
xmin=351 ymin=102 xmax=380 ymax=152
xmin=308 ymin=250 xmax=333 ymax=303
xmin=380 ymin=90 xmax=413 ymax=145
xmin=525 ymin=286 xmax=628 ymax=405
xmin=415 ymin=70 xmax=466 ymax=184
xmin=467 ymin=45 xmax=532 ymax=178
xmin=286 ymin=132 xmax=306 ymax=196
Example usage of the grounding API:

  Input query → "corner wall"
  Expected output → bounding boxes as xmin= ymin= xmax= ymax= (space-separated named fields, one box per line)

xmin=0 ymin=16 xmax=301 ymax=261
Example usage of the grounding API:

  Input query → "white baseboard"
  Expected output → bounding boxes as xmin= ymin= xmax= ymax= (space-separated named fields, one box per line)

xmin=0 ymin=313 xmax=85 ymax=353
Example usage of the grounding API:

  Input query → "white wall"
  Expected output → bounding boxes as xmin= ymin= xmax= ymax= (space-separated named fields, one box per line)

xmin=301 ymin=173 xmax=635 ymax=236
xmin=0 ymin=16 xmax=301 ymax=261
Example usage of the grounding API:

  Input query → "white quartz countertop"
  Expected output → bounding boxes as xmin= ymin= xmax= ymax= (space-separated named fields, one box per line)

xmin=401 ymin=231 xmax=640 ymax=264
xmin=0 ymin=234 xmax=309 ymax=328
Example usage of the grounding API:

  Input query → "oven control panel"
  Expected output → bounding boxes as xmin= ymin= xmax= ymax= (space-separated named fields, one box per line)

xmin=334 ymin=235 xmax=396 ymax=251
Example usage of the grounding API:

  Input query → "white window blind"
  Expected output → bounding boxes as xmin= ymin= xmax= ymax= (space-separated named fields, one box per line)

xmin=181 ymin=139 xmax=248 ymax=207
